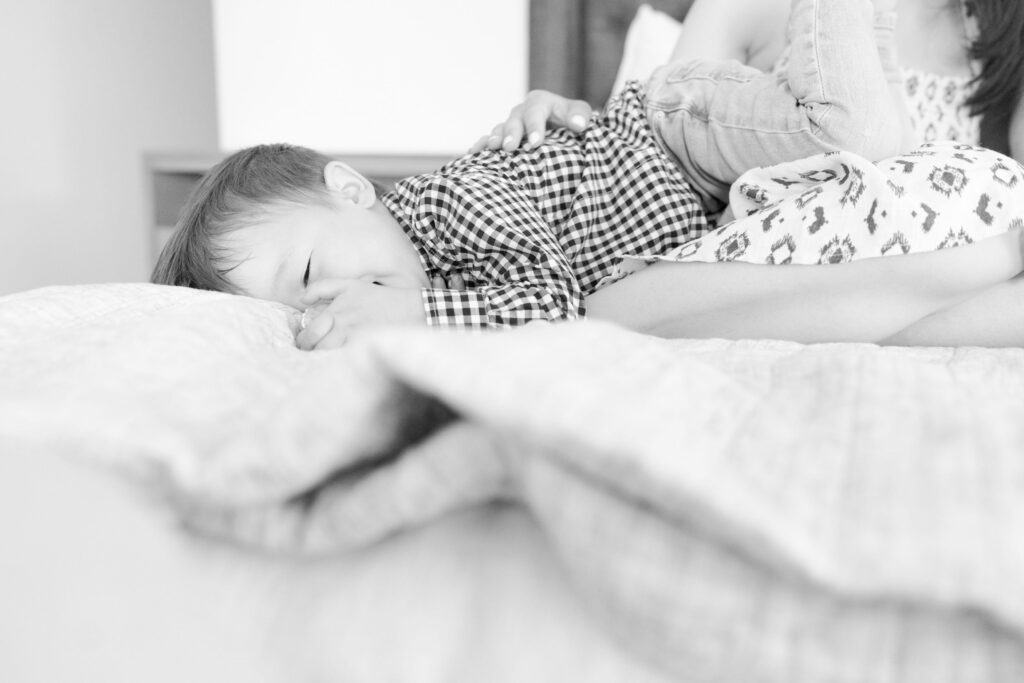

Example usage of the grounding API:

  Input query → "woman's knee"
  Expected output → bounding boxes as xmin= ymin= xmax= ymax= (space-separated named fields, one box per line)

xmin=821 ymin=104 xmax=906 ymax=161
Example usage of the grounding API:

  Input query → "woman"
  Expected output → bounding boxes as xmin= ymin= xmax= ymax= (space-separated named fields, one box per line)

xmin=478 ymin=0 xmax=1024 ymax=160
xmin=466 ymin=0 xmax=1024 ymax=347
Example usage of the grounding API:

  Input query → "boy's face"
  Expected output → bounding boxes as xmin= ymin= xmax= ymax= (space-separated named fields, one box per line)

xmin=220 ymin=202 xmax=425 ymax=309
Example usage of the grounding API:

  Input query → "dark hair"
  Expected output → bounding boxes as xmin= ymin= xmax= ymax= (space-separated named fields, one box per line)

xmin=965 ymin=0 xmax=1024 ymax=122
xmin=151 ymin=143 xmax=339 ymax=293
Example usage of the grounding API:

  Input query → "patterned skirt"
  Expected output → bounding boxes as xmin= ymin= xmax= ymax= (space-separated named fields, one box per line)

xmin=622 ymin=142 xmax=1024 ymax=270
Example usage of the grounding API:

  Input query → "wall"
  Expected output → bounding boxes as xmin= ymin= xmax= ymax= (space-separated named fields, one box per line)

xmin=0 ymin=0 xmax=529 ymax=296
xmin=0 ymin=0 xmax=218 ymax=296
xmin=213 ymin=0 xmax=528 ymax=154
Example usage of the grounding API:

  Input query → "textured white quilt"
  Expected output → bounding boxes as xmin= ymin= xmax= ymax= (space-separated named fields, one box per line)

xmin=2 ymin=283 xmax=1023 ymax=682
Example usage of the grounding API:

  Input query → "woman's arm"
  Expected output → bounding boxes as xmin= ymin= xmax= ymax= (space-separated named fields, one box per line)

xmin=881 ymin=274 xmax=1024 ymax=347
xmin=669 ymin=0 xmax=791 ymax=71
xmin=586 ymin=230 xmax=1024 ymax=345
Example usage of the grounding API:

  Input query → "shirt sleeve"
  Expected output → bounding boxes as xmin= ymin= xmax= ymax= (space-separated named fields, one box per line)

xmin=415 ymin=173 xmax=584 ymax=329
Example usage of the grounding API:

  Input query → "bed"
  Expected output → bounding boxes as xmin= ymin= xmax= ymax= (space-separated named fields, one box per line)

xmin=4 ymin=2 xmax=1024 ymax=682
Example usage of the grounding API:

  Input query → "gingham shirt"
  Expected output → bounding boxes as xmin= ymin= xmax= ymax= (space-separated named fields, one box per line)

xmin=379 ymin=82 xmax=708 ymax=329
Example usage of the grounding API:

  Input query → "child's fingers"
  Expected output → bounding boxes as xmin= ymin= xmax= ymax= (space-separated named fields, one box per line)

xmin=311 ymin=324 xmax=349 ymax=351
xmin=301 ymin=278 xmax=355 ymax=305
xmin=296 ymin=311 xmax=335 ymax=351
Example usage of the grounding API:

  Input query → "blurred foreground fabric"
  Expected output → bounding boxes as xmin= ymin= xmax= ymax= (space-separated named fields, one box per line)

xmin=2 ymin=283 xmax=1023 ymax=682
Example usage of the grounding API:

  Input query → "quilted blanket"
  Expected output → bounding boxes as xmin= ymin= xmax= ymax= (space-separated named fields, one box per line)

xmin=2 ymin=283 xmax=1023 ymax=682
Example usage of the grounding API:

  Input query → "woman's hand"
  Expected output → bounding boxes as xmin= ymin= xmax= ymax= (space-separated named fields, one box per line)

xmin=469 ymin=90 xmax=594 ymax=154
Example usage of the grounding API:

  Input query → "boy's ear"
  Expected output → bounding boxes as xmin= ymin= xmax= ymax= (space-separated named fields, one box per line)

xmin=323 ymin=160 xmax=376 ymax=208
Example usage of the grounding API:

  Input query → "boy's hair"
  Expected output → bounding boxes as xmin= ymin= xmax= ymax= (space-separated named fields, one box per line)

xmin=152 ymin=143 xmax=340 ymax=293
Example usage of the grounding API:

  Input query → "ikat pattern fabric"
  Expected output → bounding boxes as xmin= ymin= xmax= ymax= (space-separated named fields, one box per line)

xmin=627 ymin=142 xmax=1024 ymax=268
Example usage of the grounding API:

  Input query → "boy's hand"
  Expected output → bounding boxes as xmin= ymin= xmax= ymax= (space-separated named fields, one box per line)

xmin=296 ymin=279 xmax=424 ymax=351
xmin=431 ymin=272 xmax=467 ymax=291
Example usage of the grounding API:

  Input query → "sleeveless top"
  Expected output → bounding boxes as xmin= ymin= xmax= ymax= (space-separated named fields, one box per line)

xmin=900 ymin=67 xmax=979 ymax=145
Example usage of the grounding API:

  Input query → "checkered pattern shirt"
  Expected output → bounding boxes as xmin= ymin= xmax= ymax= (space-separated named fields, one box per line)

xmin=379 ymin=82 xmax=708 ymax=329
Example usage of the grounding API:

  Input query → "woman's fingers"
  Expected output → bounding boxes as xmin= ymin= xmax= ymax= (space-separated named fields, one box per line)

xmin=468 ymin=134 xmax=491 ymax=154
xmin=521 ymin=102 xmax=550 ymax=150
xmin=550 ymin=97 xmax=593 ymax=131
xmin=564 ymin=100 xmax=593 ymax=132
xmin=471 ymin=90 xmax=595 ymax=154
xmin=484 ymin=123 xmax=504 ymax=150
xmin=500 ymin=113 xmax=526 ymax=152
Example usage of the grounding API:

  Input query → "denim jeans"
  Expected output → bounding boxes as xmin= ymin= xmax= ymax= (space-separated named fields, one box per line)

xmin=645 ymin=0 xmax=910 ymax=213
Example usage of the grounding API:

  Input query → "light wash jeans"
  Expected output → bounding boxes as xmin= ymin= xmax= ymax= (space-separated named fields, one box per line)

xmin=645 ymin=0 xmax=910 ymax=213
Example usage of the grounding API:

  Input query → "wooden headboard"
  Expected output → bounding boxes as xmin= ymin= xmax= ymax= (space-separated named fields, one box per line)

xmin=529 ymin=0 xmax=696 ymax=106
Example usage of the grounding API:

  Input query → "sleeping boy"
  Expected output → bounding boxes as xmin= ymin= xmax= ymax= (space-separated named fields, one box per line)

xmin=153 ymin=0 xmax=908 ymax=349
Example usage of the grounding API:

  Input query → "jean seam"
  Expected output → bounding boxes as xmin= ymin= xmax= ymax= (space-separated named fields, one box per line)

xmin=812 ymin=0 xmax=825 ymax=110
xmin=664 ymin=74 xmax=757 ymax=87
xmin=649 ymin=103 xmax=833 ymax=136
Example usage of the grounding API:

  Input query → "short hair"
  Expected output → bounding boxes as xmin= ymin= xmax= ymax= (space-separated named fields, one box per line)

xmin=151 ymin=143 xmax=339 ymax=293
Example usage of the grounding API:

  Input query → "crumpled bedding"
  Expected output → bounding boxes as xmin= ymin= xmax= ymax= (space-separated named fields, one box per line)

xmin=2 ymin=283 xmax=1023 ymax=682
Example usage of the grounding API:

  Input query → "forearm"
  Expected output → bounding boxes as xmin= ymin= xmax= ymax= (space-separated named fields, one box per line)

xmin=587 ymin=231 xmax=1024 ymax=344
xmin=882 ymin=275 xmax=1024 ymax=348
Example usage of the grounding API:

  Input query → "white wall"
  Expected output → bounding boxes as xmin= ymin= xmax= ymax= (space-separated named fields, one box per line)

xmin=213 ymin=0 xmax=529 ymax=154
xmin=0 ymin=0 xmax=218 ymax=296
xmin=0 ymin=0 xmax=529 ymax=296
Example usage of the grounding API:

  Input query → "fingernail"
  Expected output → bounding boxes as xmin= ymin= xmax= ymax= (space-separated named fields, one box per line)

xmin=528 ymin=131 xmax=541 ymax=147
xmin=570 ymin=115 xmax=586 ymax=129
xmin=502 ymin=135 xmax=514 ymax=149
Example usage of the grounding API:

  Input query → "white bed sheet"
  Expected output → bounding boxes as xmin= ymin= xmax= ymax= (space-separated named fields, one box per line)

xmin=0 ymin=443 xmax=668 ymax=683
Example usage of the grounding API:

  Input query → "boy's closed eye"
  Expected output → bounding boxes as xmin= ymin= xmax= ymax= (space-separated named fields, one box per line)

xmin=302 ymin=255 xmax=312 ymax=288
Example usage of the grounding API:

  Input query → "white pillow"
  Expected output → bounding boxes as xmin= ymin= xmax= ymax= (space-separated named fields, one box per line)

xmin=610 ymin=4 xmax=683 ymax=96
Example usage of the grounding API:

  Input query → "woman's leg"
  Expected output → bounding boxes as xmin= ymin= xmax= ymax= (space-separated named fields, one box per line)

xmin=586 ymin=231 xmax=1024 ymax=345
xmin=646 ymin=0 xmax=907 ymax=209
